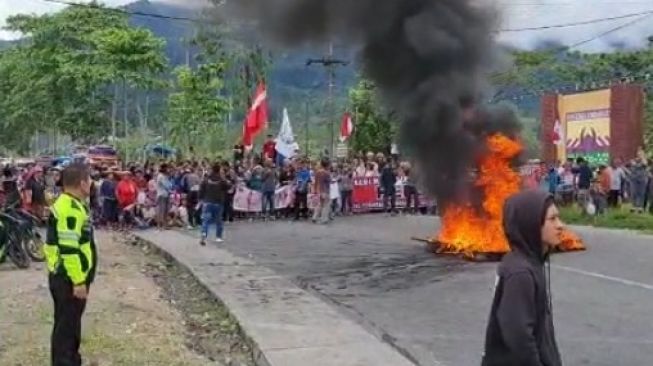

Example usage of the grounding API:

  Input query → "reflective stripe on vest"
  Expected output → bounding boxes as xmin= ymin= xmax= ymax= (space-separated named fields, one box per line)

xmin=45 ymin=194 xmax=92 ymax=283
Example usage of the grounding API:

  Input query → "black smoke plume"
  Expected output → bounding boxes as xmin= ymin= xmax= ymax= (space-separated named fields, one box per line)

xmin=221 ymin=0 xmax=522 ymax=206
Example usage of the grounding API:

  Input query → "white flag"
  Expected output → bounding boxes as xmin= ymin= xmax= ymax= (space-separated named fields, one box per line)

xmin=275 ymin=108 xmax=296 ymax=158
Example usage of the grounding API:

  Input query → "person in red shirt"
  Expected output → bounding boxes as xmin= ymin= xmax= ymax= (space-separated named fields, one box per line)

xmin=116 ymin=171 xmax=138 ymax=210
xmin=262 ymin=134 xmax=277 ymax=161
xmin=116 ymin=171 xmax=139 ymax=228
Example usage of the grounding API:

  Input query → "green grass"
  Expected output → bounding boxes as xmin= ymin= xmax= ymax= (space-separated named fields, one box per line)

xmin=560 ymin=205 xmax=653 ymax=233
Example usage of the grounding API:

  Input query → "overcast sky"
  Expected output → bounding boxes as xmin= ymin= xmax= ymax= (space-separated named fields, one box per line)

xmin=2 ymin=0 xmax=653 ymax=52
xmin=494 ymin=0 xmax=653 ymax=52
xmin=0 ymin=0 xmax=206 ymax=39
xmin=0 ymin=0 xmax=133 ymax=39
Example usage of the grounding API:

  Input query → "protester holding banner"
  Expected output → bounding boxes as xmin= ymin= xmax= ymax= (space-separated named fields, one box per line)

xmin=294 ymin=160 xmax=311 ymax=220
xmin=339 ymin=164 xmax=354 ymax=215
xmin=380 ymin=161 xmax=398 ymax=215
xmin=353 ymin=158 xmax=366 ymax=177
xmin=279 ymin=162 xmax=296 ymax=218
xmin=261 ymin=161 xmax=278 ymax=220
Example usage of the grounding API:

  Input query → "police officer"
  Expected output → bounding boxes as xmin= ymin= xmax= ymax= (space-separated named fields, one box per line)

xmin=44 ymin=163 xmax=97 ymax=366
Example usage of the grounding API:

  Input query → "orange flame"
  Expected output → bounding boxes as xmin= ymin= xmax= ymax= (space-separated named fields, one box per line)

xmin=558 ymin=229 xmax=585 ymax=252
xmin=437 ymin=134 xmax=522 ymax=255
xmin=435 ymin=133 xmax=585 ymax=256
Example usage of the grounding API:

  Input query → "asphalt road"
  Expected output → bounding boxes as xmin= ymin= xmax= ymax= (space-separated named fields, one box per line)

xmin=180 ymin=215 xmax=653 ymax=366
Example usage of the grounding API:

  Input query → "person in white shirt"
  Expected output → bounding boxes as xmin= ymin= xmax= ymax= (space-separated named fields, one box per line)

xmin=607 ymin=159 xmax=625 ymax=207
xmin=353 ymin=158 xmax=366 ymax=177
xmin=329 ymin=166 xmax=341 ymax=219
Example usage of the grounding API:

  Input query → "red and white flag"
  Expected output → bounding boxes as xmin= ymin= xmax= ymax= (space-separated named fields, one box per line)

xmin=339 ymin=112 xmax=354 ymax=142
xmin=242 ymin=82 xmax=269 ymax=147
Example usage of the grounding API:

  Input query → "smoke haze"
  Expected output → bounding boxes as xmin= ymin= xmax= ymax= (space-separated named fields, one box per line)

xmin=223 ymin=0 xmax=522 ymax=206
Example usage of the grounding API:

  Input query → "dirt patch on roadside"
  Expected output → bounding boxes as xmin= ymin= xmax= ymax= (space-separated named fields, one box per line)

xmin=0 ymin=231 xmax=255 ymax=366
xmin=131 ymin=235 xmax=255 ymax=366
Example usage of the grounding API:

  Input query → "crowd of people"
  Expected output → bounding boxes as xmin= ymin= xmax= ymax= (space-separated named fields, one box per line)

xmin=3 ymin=138 xmax=651 ymax=246
xmin=529 ymin=149 xmax=653 ymax=215
xmin=0 ymin=139 xmax=423 ymax=244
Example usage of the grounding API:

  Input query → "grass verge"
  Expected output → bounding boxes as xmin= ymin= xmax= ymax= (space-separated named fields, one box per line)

xmin=559 ymin=205 xmax=653 ymax=233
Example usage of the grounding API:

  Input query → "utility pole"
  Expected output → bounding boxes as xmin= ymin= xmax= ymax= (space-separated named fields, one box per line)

xmin=306 ymin=42 xmax=348 ymax=157
xmin=111 ymin=83 xmax=118 ymax=143
xmin=304 ymin=99 xmax=310 ymax=155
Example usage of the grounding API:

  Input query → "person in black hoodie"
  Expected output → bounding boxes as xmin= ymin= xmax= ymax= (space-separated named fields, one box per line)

xmin=380 ymin=161 xmax=397 ymax=215
xmin=198 ymin=163 xmax=231 ymax=246
xmin=482 ymin=190 xmax=564 ymax=366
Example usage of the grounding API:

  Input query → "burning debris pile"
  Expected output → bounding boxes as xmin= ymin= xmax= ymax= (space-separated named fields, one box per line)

xmin=435 ymin=134 xmax=586 ymax=259
xmin=437 ymin=134 xmax=522 ymax=257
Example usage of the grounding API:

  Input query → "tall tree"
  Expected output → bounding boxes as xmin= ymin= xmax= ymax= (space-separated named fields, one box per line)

xmin=228 ymin=45 xmax=272 ymax=124
xmin=348 ymin=79 xmax=396 ymax=154
xmin=92 ymin=26 xmax=167 ymax=140
xmin=0 ymin=3 xmax=167 ymax=153
xmin=167 ymin=62 xmax=230 ymax=154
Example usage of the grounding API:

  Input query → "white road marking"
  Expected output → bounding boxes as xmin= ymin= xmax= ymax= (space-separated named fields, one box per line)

xmin=552 ymin=264 xmax=653 ymax=291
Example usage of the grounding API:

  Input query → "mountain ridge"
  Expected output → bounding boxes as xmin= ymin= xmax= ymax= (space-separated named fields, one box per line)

xmin=124 ymin=0 xmax=356 ymax=106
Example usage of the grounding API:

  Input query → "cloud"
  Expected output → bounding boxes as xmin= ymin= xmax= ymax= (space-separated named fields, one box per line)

xmin=0 ymin=0 xmax=206 ymax=39
xmin=492 ymin=0 xmax=653 ymax=52
xmin=157 ymin=0 xmax=208 ymax=6
xmin=2 ymin=0 xmax=652 ymax=52
xmin=0 ymin=0 xmax=134 ymax=39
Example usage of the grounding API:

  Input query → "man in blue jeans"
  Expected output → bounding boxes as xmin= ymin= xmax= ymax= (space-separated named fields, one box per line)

xmin=198 ymin=163 xmax=231 ymax=245
xmin=261 ymin=161 xmax=278 ymax=220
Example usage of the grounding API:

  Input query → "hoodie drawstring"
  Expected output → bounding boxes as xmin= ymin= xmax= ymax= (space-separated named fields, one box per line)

xmin=546 ymin=254 xmax=553 ymax=314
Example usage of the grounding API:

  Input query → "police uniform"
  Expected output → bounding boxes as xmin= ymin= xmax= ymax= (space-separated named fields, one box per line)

xmin=44 ymin=192 xmax=97 ymax=366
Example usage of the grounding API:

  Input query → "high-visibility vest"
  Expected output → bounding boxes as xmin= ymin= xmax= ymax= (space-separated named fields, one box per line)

xmin=44 ymin=193 xmax=96 ymax=286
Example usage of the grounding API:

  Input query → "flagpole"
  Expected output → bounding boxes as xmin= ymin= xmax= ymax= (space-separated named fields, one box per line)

xmin=328 ymin=41 xmax=335 ymax=156
xmin=354 ymin=106 xmax=358 ymax=144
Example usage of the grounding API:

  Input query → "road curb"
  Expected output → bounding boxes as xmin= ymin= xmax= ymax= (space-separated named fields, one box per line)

xmin=133 ymin=230 xmax=417 ymax=366
xmin=132 ymin=234 xmax=272 ymax=366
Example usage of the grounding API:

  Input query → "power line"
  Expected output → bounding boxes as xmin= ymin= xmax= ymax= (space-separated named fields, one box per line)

xmin=499 ymin=10 xmax=653 ymax=32
xmin=38 ymin=0 xmax=210 ymax=24
xmin=498 ymin=1 xmax=653 ymax=5
xmin=489 ymin=14 xmax=652 ymax=80
xmin=491 ymin=71 xmax=653 ymax=103
xmin=36 ymin=0 xmax=653 ymax=81
xmin=39 ymin=0 xmax=653 ymax=38
xmin=567 ymin=13 xmax=653 ymax=49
